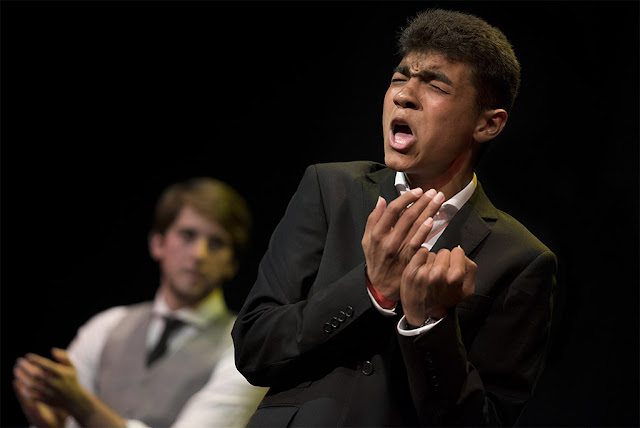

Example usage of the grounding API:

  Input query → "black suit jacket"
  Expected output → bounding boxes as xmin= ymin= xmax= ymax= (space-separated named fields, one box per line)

xmin=232 ymin=161 xmax=556 ymax=427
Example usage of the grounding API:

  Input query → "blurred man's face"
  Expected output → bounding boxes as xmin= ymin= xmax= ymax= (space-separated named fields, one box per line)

xmin=150 ymin=205 xmax=236 ymax=308
xmin=382 ymin=51 xmax=480 ymax=188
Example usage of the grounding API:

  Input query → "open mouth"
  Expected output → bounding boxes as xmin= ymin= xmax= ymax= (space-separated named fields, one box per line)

xmin=390 ymin=119 xmax=415 ymax=151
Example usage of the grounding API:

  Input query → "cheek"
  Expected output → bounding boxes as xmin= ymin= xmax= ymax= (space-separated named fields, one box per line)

xmin=204 ymin=250 xmax=235 ymax=275
xmin=382 ymin=90 xmax=395 ymax=123
xmin=160 ymin=242 xmax=186 ymax=269
xmin=161 ymin=249 xmax=181 ymax=272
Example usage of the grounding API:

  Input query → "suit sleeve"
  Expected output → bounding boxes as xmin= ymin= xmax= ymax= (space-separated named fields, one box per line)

xmin=231 ymin=165 xmax=385 ymax=388
xmin=398 ymin=249 xmax=557 ymax=426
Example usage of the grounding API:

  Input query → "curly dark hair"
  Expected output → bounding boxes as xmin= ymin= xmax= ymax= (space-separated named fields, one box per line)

xmin=398 ymin=9 xmax=521 ymax=114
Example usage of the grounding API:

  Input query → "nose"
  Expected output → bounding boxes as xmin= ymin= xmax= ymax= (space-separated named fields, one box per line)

xmin=194 ymin=237 xmax=209 ymax=259
xmin=393 ymin=82 xmax=419 ymax=110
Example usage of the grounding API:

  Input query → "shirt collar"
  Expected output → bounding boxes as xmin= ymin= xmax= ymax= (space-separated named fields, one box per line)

xmin=152 ymin=287 xmax=231 ymax=330
xmin=394 ymin=171 xmax=477 ymax=213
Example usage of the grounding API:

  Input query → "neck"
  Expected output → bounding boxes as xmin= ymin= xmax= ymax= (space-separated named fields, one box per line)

xmin=159 ymin=284 xmax=216 ymax=311
xmin=407 ymin=155 xmax=474 ymax=200
xmin=160 ymin=287 xmax=188 ymax=311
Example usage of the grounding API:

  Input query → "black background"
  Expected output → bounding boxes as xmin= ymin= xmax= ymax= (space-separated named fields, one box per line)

xmin=1 ymin=1 xmax=638 ymax=426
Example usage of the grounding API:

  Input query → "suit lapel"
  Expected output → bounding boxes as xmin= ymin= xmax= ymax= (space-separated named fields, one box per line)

xmin=359 ymin=167 xmax=498 ymax=258
xmin=432 ymin=181 xmax=498 ymax=256
xmin=361 ymin=166 xmax=397 ymax=222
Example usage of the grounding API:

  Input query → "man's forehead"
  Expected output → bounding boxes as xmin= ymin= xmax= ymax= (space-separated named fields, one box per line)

xmin=173 ymin=205 xmax=227 ymax=234
xmin=397 ymin=52 xmax=472 ymax=83
xmin=399 ymin=51 xmax=458 ymax=71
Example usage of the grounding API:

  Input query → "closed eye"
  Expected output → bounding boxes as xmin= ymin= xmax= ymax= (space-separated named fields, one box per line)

xmin=391 ymin=72 xmax=408 ymax=83
xmin=430 ymin=84 xmax=449 ymax=94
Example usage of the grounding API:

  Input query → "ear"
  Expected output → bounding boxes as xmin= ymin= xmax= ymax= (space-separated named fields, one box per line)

xmin=149 ymin=232 xmax=165 ymax=261
xmin=473 ymin=108 xmax=508 ymax=143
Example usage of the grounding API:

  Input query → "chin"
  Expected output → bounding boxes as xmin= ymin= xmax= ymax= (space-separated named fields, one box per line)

xmin=384 ymin=150 xmax=412 ymax=173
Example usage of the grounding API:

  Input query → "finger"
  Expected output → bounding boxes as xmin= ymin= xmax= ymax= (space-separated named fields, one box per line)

xmin=15 ymin=358 xmax=46 ymax=380
xmin=14 ymin=364 xmax=52 ymax=400
xmin=373 ymin=188 xmax=423 ymax=236
xmin=404 ymin=246 xmax=431 ymax=278
xmin=407 ymin=217 xmax=434 ymax=250
xmin=25 ymin=354 xmax=60 ymax=378
xmin=13 ymin=378 xmax=38 ymax=402
xmin=14 ymin=362 xmax=39 ymax=388
xmin=374 ymin=189 xmax=428 ymax=253
xmin=424 ymin=249 xmax=437 ymax=270
xmin=407 ymin=249 xmax=438 ymax=285
xmin=364 ymin=196 xmax=387 ymax=234
xmin=447 ymin=246 xmax=467 ymax=286
xmin=462 ymin=257 xmax=478 ymax=295
xmin=398 ymin=189 xmax=435 ymax=237
xmin=404 ymin=189 xmax=446 ymax=248
xmin=51 ymin=348 xmax=72 ymax=366
xmin=427 ymin=191 xmax=446 ymax=216
xmin=428 ymin=249 xmax=451 ymax=284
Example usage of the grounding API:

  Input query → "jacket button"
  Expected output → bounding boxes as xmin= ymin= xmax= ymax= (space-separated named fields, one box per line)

xmin=337 ymin=311 xmax=347 ymax=322
xmin=330 ymin=317 xmax=340 ymax=328
xmin=323 ymin=322 xmax=333 ymax=334
xmin=428 ymin=368 xmax=440 ymax=387
xmin=362 ymin=360 xmax=374 ymax=376
xmin=345 ymin=306 xmax=354 ymax=318
xmin=425 ymin=352 xmax=434 ymax=365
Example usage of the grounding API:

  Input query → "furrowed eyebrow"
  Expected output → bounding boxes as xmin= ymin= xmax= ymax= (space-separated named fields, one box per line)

xmin=393 ymin=64 xmax=410 ymax=76
xmin=393 ymin=64 xmax=452 ymax=86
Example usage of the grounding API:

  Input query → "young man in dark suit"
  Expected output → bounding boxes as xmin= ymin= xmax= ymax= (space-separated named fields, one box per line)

xmin=232 ymin=9 xmax=556 ymax=427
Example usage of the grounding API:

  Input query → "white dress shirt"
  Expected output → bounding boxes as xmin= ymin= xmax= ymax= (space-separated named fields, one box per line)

xmin=366 ymin=172 xmax=477 ymax=336
xmin=66 ymin=288 xmax=267 ymax=428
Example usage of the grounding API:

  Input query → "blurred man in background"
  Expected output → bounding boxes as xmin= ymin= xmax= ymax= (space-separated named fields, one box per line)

xmin=14 ymin=177 xmax=267 ymax=427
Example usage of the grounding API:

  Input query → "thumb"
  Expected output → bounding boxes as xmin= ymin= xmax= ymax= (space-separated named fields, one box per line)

xmin=462 ymin=256 xmax=477 ymax=296
xmin=51 ymin=348 xmax=72 ymax=366
xmin=364 ymin=197 xmax=387 ymax=240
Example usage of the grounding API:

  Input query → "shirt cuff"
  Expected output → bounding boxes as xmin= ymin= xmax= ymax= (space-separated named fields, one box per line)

xmin=364 ymin=269 xmax=397 ymax=309
xmin=126 ymin=420 xmax=150 ymax=428
xmin=397 ymin=315 xmax=445 ymax=336
xmin=366 ymin=286 xmax=397 ymax=317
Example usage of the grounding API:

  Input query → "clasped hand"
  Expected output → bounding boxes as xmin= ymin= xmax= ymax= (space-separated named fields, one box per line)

xmin=13 ymin=348 xmax=85 ymax=427
xmin=361 ymin=188 xmax=477 ymax=326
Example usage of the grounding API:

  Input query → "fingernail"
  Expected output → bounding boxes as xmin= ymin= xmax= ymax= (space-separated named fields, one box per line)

xmin=434 ymin=191 xmax=445 ymax=203
xmin=376 ymin=196 xmax=384 ymax=207
xmin=411 ymin=187 xmax=423 ymax=196
xmin=424 ymin=217 xmax=433 ymax=226
xmin=426 ymin=188 xmax=437 ymax=198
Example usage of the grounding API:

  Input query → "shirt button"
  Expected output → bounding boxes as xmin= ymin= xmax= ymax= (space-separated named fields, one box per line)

xmin=362 ymin=360 xmax=374 ymax=376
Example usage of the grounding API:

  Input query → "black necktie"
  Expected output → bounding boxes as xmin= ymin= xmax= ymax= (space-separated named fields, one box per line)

xmin=146 ymin=317 xmax=185 ymax=366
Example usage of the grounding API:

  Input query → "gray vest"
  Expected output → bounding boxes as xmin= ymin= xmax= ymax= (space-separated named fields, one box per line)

xmin=96 ymin=302 xmax=235 ymax=427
